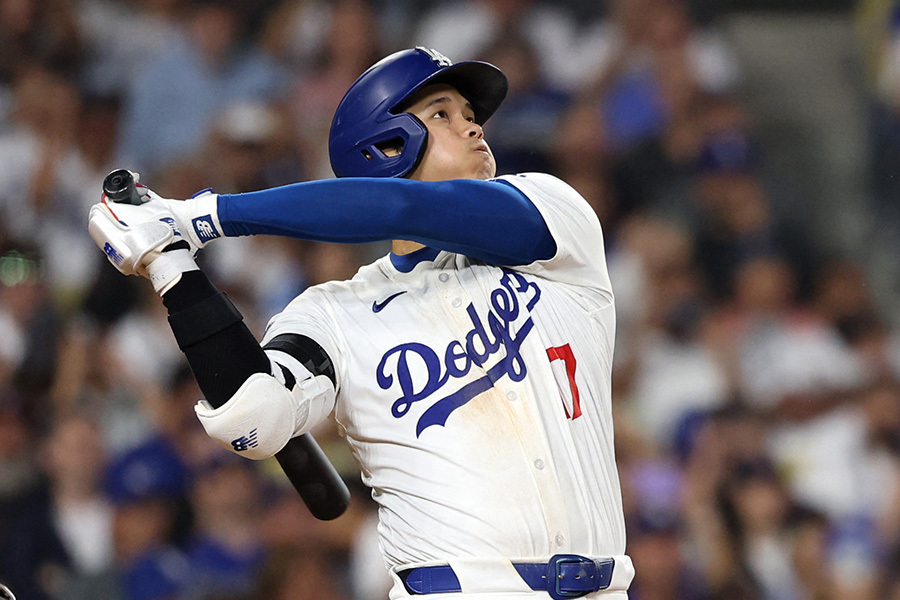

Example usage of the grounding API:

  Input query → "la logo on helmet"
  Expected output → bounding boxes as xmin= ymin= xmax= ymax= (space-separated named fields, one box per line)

xmin=417 ymin=47 xmax=452 ymax=67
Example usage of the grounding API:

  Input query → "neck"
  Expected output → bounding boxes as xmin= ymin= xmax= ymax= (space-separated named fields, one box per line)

xmin=392 ymin=240 xmax=425 ymax=255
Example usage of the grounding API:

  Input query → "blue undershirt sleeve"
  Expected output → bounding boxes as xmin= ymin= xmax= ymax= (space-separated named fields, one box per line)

xmin=217 ymin=178 xmax=556 ymax=266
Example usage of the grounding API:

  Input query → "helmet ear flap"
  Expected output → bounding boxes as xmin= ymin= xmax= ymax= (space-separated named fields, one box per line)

xmin=393 ymin=112 xmax=428 ymax=179
xmin=332 ymin=112 xmax=428 ymax=178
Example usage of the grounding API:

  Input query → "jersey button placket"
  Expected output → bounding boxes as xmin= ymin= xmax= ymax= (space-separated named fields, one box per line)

xmin=526 ymin=450 xmax=569 ymax=551
xmin=436 ymin=271 xmax=454 ymax=307
xmin=436 ymin=271 xmax=470 ymax=323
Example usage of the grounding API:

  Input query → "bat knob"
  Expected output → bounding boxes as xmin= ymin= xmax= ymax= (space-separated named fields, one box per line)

xmin=103 ymin=169 xmax=142 ymax=205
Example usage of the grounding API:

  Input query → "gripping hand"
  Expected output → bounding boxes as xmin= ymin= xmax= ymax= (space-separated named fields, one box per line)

xmin=134 ymin=183 xmax=223 ymax=252
xmin=88 ymin=197 xmax=198 ymax=295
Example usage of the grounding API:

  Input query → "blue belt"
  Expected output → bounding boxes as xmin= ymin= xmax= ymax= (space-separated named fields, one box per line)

xmin=399 ymin=554 xmax=615 ymax=600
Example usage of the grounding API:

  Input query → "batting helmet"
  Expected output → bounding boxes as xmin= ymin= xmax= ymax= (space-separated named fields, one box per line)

xmin=328 ymin=47 xmax=508 ymax=178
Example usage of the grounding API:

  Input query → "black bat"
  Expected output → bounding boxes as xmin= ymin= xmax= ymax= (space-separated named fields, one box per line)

xmin=102 ymin=168 xmax=144 ymax=204
xmin=102 ymin=169 xmax=351 ymax=520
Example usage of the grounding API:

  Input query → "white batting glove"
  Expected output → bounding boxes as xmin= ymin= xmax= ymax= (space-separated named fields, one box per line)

xmin=134 ymin=184 xmax=224 ymax=251
xmin=88 ymin=200 xmax=198 ymax=295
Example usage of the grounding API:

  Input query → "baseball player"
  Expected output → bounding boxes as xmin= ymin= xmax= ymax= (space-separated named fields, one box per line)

xmin=87 ymin=47 xmax=634 ymax=599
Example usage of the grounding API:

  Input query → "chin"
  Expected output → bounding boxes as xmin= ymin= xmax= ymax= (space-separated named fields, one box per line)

xmin=473 ymin=157 xmax=496 ymax=180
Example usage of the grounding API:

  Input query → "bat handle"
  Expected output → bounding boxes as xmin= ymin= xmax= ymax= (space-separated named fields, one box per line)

xmin=276 ymin=434 xmax=351 ymax=520
xmin=102 ymin=169 xmax=143 ymax=205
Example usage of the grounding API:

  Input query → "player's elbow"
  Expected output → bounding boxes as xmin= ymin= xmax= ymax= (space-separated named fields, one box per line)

xmin=194 ymin=372 xmax=335 ymax=460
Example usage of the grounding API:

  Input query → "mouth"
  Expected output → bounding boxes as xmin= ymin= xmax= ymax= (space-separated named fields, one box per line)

xmin=473 ymin=143 xmax=490 ymax=154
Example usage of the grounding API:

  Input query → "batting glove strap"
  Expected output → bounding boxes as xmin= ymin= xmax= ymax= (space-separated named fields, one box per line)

xmin=135 ymin=183 xmax=222 ymax=251
xmin=146 ymin=248 xmax=199 ymax=296
xmin=166 ymin=193 xmax=223 ymax=250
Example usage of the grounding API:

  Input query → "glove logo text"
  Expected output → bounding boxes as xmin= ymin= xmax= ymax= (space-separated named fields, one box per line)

xmin=377 ymin=269 xmax=541 ymax=436
xmin=159 ymin=216 xmax=180 ymax=236
xmin=103 ymin=242 xmax=125 ymax=265
xmin=192 ymin=216 xmax=220 ymax=242
xmin=231 ymin=428 xmax=259 ymax=452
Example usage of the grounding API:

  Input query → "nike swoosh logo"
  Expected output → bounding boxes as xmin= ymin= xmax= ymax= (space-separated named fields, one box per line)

xmin=372 ymin=291 xmax=407 ymax=313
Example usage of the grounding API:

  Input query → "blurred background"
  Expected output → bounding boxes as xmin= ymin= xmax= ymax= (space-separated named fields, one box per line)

xmin=1 ymin=0 xmax=900 ymax=598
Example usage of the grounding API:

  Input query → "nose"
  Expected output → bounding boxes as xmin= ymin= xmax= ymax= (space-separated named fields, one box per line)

xmin=466 ymin=122 xmax=483 ymax=139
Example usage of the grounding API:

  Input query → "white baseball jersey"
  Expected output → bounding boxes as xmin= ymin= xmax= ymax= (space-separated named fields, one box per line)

xmin=261 ymin=173 xmax=631 ymax=597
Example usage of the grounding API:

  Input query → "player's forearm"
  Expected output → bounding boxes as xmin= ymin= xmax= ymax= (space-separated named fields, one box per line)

xmin=162 ymin=270 xmax=271 ymax=406
xmin=216 ymin=178 xmax=556 ymax=265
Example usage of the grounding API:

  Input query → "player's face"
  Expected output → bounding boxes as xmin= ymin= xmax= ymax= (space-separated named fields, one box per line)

xmin=404 ymin=84 xmax=497 ymax=181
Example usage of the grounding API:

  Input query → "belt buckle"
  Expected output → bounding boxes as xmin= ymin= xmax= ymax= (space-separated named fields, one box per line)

xmin=546 ymin=554 xmax=590 ymax=600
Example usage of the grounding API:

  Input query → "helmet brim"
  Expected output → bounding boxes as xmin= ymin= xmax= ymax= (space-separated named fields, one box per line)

xmin=393 ymin=61 xmax=508 ymax=126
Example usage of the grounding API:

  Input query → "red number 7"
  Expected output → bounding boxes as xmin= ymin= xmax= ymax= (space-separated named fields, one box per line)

xmin=546 ymin=344 xmax=581 ymax=419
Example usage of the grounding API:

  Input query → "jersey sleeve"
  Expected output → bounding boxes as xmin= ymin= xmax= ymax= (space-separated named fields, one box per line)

xmin=495 ymin=173 xmax=613 ymax=301
xmin=261 ymin=286 xmax=347 ymax=395
xmin=217 ymin=178 xmax=554 ymax=266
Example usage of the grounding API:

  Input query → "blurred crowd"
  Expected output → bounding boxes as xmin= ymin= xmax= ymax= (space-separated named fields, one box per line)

xmin=1 ymin=0 xmax=900 ymax=599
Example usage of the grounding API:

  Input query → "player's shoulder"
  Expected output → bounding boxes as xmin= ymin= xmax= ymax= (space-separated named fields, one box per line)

xmin=494 ymin=172 xmax=592 ymax=210
xmin=495 ymin=172 xmax=600 ymax=227
xmin=495 ymin=172 xmax=566 ymax=183
xmin=287 ymin=259 xmax=387 ymax=306
xmin=263 ymin=258 xmax=389 ymax=344
xmin=494 ymin=172 xmax=578 ymax=194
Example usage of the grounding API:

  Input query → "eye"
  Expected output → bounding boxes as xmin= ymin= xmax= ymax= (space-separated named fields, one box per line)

xmin=433 ymin=110 xmax=448 ymax=119
xmin=465 ymin=115 xmax=475 ymax=123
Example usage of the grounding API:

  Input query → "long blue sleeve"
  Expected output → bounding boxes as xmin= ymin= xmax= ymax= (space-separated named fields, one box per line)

xmin=217 ymin=178 xmax=556 ymax=266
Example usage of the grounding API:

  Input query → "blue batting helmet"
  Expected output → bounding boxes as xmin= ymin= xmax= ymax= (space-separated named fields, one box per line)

xmin=328 ymin=47 xmax=508 ymax=178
